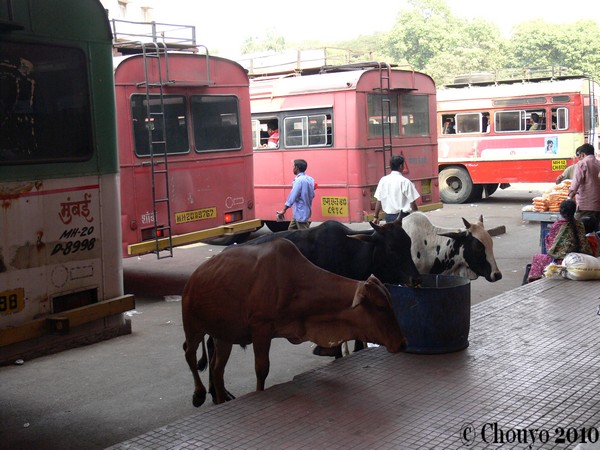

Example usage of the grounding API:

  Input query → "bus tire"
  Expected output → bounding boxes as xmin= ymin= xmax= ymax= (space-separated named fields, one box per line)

xmin=439 ymin=167 xmax=475 ymax=204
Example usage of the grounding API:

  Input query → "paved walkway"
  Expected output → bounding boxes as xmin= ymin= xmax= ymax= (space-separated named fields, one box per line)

xmin=109 ymin=277 xmax=600 ymax=449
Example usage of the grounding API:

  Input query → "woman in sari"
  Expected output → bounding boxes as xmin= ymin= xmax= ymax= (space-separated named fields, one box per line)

xmin=528 ymin=199 xmax=593 ymax=282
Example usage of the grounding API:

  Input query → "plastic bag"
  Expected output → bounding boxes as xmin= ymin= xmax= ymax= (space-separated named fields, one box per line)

xmin=561 ymin=253 xmax=600 ymax=280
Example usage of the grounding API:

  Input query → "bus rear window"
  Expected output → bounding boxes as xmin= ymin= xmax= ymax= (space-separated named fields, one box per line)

xmin=368 ymin=94 xmax=399 ymax=137
xmin=131 ymin=94 xmax=189 ymax=156
xmin=400 ymin=94 xmax=430 ymax=136
xmin=0 ymin=42 xmax=92 ymax=165
xmin=191 ymin=95 xmax=241 ymax=151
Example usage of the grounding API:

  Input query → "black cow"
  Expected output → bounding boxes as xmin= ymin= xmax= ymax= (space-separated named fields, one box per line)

xmin=245 ymin=219 xmax=421 ymax=288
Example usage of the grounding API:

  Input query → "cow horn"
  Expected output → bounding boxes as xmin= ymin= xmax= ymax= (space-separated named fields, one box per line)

xmin=370 ymin=221 xmax=383 ymax=233
xmin=438 ymin=231 xmax=465 ymax=240
xmin=351 ymin=281 xmax=367 ymax=308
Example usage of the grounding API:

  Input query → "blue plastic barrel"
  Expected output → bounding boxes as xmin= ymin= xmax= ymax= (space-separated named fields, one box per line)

xmin=386 ymin=274 xmax=471 ymax=354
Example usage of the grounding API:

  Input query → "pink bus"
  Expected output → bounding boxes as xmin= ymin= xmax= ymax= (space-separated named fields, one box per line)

xmin=114 ymin=50 xmax=262 ymax=256
xmin=249 ymin=63 xmax=442 ymax=229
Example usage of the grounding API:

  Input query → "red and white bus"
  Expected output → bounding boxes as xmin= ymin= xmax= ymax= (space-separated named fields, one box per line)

xmin=249 ymin=63 xmax=441 ymax=228
xmin=114 ymin=50 xmax=262 ymax=256
xmin=437 ymin=75 xmax=599 ymax=203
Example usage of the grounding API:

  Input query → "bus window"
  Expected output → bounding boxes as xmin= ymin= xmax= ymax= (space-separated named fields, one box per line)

xmin=495 ymin=110 xmax=522 ymax=132
xmin=368 ymin=94 xmax=399 ymax=137
xmin=284 ymin=116 xmax=308 ymax=147
xmin=526 ymin=110 xmax=546 ymax=131
xmin=441 ymin=114 xmax=456 ymax=134
xmin=191 ymin=95 xmax=241 ymax=151
xmin=132 ymin=94 xmax=189 ymax=156
xmin=308 ymin=114 xmax=327 ymax=146
xmin=279 ymin=113 xmax=332 ymax=148
xmin=251 ymin=119 xmax=262 ymax=148
xmin=495 ymin=109 xmax=546 ymax=133
xmin=252 ymin=117 xmax=278 ymax=149
xmin=552 ymin=107 xmax=568 ymax=130
xmin=0 ymin=43 xmax=92 ymax=164
xmin=455 ymin=113 xmax=481 ymax=134
xmin=400 ymin=94 xmax=429 ymax=136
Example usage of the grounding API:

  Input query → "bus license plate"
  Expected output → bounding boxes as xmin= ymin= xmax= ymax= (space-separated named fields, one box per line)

xmin=322 ymin=196 xmax=348 ymax=217
xmin=0 ymin=288 xmax=25 ymax=316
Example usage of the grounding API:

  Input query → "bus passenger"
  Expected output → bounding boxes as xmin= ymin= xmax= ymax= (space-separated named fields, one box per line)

xmin=528 ymin=113 xmax=540 ymax=131
xmin=372 ymin=155 xmax=420 ymax=224
xmin=443 ymin=118 xmax=455 ymax=134
xmin=262 ymin=120 xmax=279 ymax=148
xmin=482 ymin=113 xmax=490 ymax=133
xmin=568 ymin=143 xmax=600 ymax=224
xmin=276 ymin=159 xmax=315 ymax=230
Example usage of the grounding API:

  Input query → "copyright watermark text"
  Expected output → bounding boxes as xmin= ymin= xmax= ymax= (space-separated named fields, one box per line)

xmin=460 ymin=422 xmax=599 ymax=448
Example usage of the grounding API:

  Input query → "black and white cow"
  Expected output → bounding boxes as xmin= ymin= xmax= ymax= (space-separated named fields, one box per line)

xmin=402 ymin=212 xmax=502 ymax=282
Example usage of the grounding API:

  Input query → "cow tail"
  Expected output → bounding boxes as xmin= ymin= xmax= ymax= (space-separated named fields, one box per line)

xmin=197 ymin=336 xmax=208 ymax=372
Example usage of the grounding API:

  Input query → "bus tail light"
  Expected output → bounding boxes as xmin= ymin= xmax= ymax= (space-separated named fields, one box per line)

xmin=141 ymin=226 xmax=164 ymax=241
xmin=224 ymin=210 xmax=243 ymax=224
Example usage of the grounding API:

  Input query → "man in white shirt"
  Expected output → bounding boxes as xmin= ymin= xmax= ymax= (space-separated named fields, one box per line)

xmin=373 ymin=155 xmax=420 ymax=224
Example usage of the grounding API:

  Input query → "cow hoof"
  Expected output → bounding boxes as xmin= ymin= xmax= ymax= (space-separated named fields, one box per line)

xmin=209 ymin=387 xmax=235 ymax=404
xmin=192 ymin=391 xmax=206 ymax=408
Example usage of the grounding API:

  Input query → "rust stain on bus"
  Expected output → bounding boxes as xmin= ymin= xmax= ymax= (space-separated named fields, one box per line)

xmin=0 ymin=180 xmax=43 ymax=208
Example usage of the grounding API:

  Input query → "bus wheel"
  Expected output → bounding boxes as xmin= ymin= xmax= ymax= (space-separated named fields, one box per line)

xmin=439 ymin=167 xmax=475 ymax=204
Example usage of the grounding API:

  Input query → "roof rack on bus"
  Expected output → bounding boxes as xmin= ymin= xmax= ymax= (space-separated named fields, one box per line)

xmin=110 ymin=19 xmax=199 ymax=55
xmin=443 ymin=66 xmax=589 ymax=89
xmin=238 ymin=48 xmax=378 ymax=78
xmin=319 ymin=61 xmax=401 ymax=73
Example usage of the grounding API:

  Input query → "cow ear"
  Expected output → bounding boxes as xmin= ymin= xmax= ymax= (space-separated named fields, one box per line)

xmin=351 ymin=281 xmax=367 ymax=308
xmin=462 ymin=217 xmax=472 ymax=229
xmin=478 ymin=214 xmax=484 ymax=225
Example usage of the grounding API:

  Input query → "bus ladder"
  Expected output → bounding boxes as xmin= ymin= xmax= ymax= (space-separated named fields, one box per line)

xmin=377 ymin=62 xmax=394 ymax=171
xmin=140 ymin=42 xmax=173 ymax=259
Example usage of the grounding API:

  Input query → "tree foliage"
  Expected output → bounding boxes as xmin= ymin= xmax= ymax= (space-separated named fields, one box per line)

xmin=234 ymin=0 xmax=600 ymax=85
xmin=379 ymin=1 xmax=600 ymax=85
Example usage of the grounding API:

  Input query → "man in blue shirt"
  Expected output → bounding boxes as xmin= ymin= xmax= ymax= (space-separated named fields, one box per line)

xmin=276 ymin=159 xmax=315 ymax=229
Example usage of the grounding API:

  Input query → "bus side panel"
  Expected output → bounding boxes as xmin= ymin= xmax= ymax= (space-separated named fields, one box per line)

xmin=439 ymin=133 xmax=582 ymax=184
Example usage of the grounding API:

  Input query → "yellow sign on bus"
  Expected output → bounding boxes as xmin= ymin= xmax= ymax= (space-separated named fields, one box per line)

xmin=322 ymin=196 xmax=348 ymax=217
xmin=0 ymin=288 xmax=25 ymax=316
xmin=175 ymin=207 xmax=217 ymax=224
xmin=552 ymin=159 xmax=568 ymax=172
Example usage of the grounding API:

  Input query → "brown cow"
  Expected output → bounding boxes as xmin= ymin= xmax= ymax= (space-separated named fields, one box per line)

xmin=182 ymin=238 xmax=406 ymax=407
